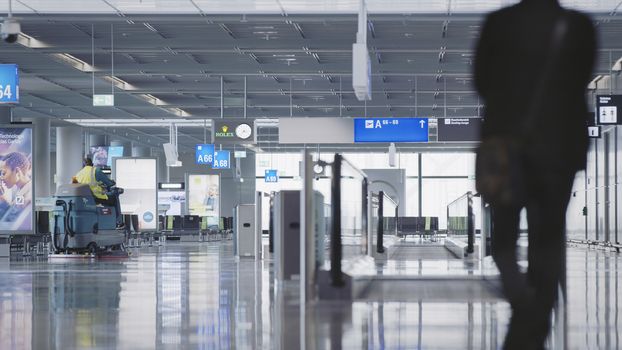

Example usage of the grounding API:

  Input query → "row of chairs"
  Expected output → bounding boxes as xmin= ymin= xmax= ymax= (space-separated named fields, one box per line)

xmin=159 ymin=215 xmax=234 ymax=235
xmin=386 ymin=217 xmax=439 ymax=238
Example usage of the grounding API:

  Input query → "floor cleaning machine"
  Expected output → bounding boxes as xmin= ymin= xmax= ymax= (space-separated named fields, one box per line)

xmin=51 ymin=183 xmax=127 ymax=257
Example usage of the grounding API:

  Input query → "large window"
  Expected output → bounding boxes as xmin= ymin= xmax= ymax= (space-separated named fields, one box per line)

xmin=256 ymin=151 xmax=477 ymax=230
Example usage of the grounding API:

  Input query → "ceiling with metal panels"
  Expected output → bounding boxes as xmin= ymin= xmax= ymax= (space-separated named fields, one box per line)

xmin=1 ymin=0 xmax=621 ymax=153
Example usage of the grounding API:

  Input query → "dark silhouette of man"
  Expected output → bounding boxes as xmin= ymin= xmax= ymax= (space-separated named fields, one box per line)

xmin=474 ymin=0 xmax=596 ymax=349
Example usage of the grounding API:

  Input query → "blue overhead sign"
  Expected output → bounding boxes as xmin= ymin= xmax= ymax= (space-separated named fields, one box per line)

xmin=212 ymin=150 xmax=231 ymax=169
xmin=354 ymin=118 xmax=429 ymax=143
xmin=265 ymin=169 xmax=278 ymax=183
xmin=195 ymin=144 xmax=215 ymax=165
xmin=0 ymin=64 xmax=19 ymax=104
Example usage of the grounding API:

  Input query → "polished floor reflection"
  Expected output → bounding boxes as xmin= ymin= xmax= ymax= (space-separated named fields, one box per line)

xmin=0 ymin=241 xmax=619 ymax=349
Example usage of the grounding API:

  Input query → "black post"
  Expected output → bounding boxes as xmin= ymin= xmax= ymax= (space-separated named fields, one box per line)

xmin=362 ymin=178 xmax=368 ymax=254
xmin=467 ymin=192 xmax=474 ymax=254
xmin=377 ymin=191 xmax=385 ymax=253
xmin=268 ymin=197 xmax=274 ymax=254
xmin=331 ymin=154 xmax=343 ymax=286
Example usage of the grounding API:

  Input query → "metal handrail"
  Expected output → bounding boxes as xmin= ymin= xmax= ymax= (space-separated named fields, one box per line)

xmin=376 ymin=191 xmax=398 ymax=254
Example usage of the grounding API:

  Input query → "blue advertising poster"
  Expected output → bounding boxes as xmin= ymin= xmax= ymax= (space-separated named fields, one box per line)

xmin=0 ymin=127 xmax=33 ymax=233
xmin=354 ymin=118 xmax=429 ymax=142
xmin=195 ymin=144 xmax=215 ymax=165
xmin=265 ymin=169 xmax=278 ymax=183
xmin=0 ymin=64 xmax=19 ymax=104
xmin=212 ymin=150 xmax=231 ymax=169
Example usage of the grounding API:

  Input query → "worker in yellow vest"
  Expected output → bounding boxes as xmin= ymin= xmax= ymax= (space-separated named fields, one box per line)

xmin=74 ymin=157 xmax=125 ymax=229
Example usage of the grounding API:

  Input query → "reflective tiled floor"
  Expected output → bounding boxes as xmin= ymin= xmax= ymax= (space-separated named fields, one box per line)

xmin=0 ymin=240 xmax=619 ymax=349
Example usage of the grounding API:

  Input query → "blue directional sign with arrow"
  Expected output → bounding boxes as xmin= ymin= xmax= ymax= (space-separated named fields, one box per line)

xmin=354 ymin=118 xmax=429 ymax=142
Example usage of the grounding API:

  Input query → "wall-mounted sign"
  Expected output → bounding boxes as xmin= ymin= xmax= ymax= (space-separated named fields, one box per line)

xmin=213 ymin=119 xmax=255 ymax=144
xmin=0 ymin=64 xmax=19 ymax=104
xmin=212 ymin=150 xmax=231 ymax=169
xmin=437 ymin=118 xmax=482 ymax=142
xmin=354 ymin=118 xmax=429 ymax=143
xmin=0 ymin=126 xmax=33 ymax=234
xmin=588 ymin=126 xmax=601 ymax=139
xmin=93 ymin=94 xmax=114 ymax=106
xmin=265 ymin=169 xmax=278 ymax=183
xmin=234 ymin=150 xmax=247 ymax=158
xmin=195 ymin=144 xmax=215 ymax=165
xmin=596 ymin=95 xmax=622 ymax=125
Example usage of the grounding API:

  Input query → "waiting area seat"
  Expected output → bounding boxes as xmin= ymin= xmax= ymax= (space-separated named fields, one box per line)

xmin=394 ymin=217 xmax=439 ymax=239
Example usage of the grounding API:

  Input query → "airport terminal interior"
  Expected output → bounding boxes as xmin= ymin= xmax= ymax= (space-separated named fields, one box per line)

xmin=0 ymin=0 xmax=621 ymax=349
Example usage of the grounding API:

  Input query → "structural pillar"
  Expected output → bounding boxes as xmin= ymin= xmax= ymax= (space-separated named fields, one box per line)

xmin=0 ymin=106 xmax=12 ymax=124
xmin=156 ymin=152 xmax=168 ymax=183
xmin=131 ymin=146 xmax=151 ymax=157
xmin=55 ymin=126 xmax=83 ymax=189
xmin=33 ymin=118 xmax=51 ymax=198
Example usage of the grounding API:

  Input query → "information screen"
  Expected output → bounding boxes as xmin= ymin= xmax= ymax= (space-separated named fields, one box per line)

xmin=114 ymin=158 xmax=158 ymax=231
xmin=158 ymin=191 xmax=185 ymax=216
xmin=0 ymin=126 xmax=33 ymax=234
xmin=0 ymin=64 xmax=19 ymax=104
xmin=187 ymin=174 xmax=220 ymax=219
xmin=596 ymin=95 xmax=622 ymax=125
xmin=354 ymin=118 xmax=429 ymax=142
xmin=91 ymin=146 xmax=124 ymax=167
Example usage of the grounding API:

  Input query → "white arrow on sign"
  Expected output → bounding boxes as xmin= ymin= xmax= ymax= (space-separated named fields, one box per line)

xmin=419 ymin=120 xmax=426 ymax=128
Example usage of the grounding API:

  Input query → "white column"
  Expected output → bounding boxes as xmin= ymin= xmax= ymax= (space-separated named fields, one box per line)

xmin=55 ymin=126 xmax=83 ymax=189
xmin=33 ymin=118 xmax=51 ymax=198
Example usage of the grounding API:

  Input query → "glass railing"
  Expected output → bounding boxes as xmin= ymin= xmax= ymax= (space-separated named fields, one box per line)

xmin=446 ymin=191 xmax=475 ymax=254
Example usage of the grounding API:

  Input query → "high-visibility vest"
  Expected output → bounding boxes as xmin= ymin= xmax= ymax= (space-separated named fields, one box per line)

xmin=74 ymin=166 xmax=108 ymax=200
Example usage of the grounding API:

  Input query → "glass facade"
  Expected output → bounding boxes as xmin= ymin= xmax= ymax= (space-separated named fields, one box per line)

xmin=256 ymin=152 xmax=476 ymax=230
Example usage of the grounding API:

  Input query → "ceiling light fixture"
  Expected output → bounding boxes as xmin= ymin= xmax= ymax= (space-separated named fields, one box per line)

xmin=50 ymin=53 xmax=94 ymax=72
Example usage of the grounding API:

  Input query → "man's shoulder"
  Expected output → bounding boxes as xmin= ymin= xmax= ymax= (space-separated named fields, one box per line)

xmin=481 ymin=5 xmax=516 ymax=30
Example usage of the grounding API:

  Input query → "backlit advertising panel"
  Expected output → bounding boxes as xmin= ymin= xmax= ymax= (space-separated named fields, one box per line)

xmin=0 ymin=126 xmax=33 ymax=234
xmin=186 ymin=174 xmax=220 ymax=219
xmin=113 ymin=158 xmax=158 ymax=231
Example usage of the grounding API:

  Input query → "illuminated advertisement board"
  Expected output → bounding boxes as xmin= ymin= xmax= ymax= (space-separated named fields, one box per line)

xmin=0 ymin=126 xmax=33 ymax=234
xmin=186 ymin=174 xmax=220 ymax=219
xmin=113 ymin=158 xmax=158 ymax=231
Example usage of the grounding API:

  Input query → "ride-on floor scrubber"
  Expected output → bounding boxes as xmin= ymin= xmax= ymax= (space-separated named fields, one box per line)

xmin=51 ymin=183 xmax=127 ymax=257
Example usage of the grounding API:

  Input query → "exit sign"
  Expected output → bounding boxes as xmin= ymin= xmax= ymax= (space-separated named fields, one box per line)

xmin=93 ymin=94 xmax=114 ymax=106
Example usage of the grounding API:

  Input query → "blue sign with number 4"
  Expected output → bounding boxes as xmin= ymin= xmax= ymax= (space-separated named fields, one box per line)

xmin=265 ymin=169 xmax=278 ymax=183
xmin=0 ymin=64 xmax=19 ymax=104
xmin=212 ymin=150 xmax=230 ymax=169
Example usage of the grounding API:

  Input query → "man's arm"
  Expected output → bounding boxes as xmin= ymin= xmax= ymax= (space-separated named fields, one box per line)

xmin=94 ymin=167 xmax=115 ymax=188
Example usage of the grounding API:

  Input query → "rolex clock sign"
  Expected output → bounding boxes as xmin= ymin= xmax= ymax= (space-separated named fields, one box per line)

xmin=213 ymin=119 xmax=255 ymax=144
